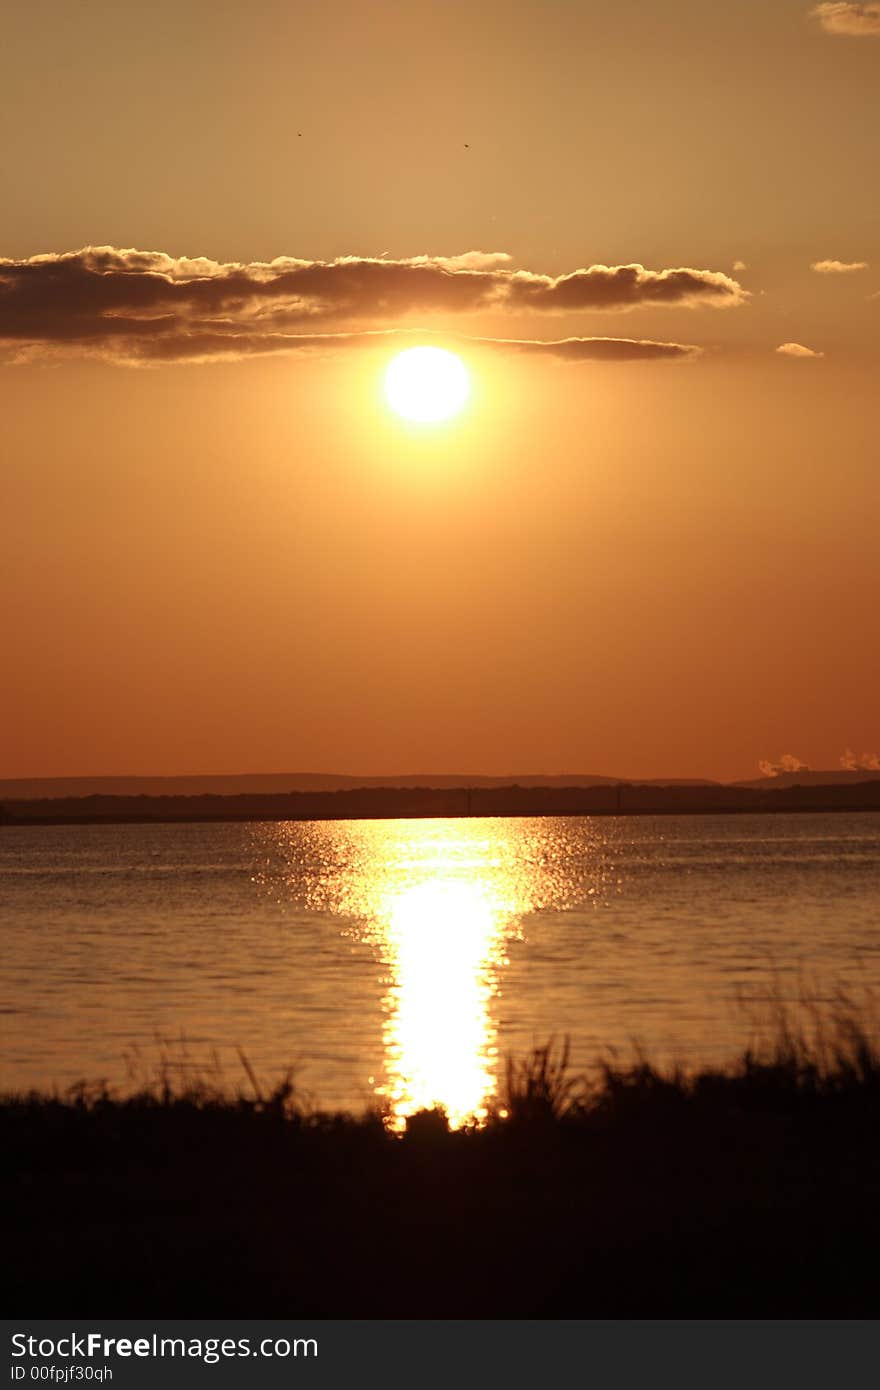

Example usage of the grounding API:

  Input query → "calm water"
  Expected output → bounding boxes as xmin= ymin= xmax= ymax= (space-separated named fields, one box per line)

xmin=2 ymin=813 xmax=879 ymax=1122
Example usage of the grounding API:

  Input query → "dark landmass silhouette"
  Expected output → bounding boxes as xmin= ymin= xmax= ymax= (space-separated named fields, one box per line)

xmin=0 ymin=771 xmax=718 ymax=799
xmin=736 ymin=769 xmax=880 ymax=790
xmin=3 ymin=768 xmax=871 ymax=803
xmin=1 ymin=778 xmax=879 ymax=825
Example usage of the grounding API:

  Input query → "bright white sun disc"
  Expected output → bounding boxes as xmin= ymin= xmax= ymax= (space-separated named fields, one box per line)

xmin=384 ymin=346 xmax=470 ymax=423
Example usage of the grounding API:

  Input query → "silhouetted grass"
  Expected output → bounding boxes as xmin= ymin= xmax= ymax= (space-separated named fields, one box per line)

xmin=4 ymin=1005 xmax=880 ymax=1317
xmin=499 ymin=1036 xmax=584 ymax=1124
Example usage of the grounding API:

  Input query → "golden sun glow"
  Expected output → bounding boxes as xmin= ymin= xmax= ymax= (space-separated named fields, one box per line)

xmin=384 ymin=346 xmax=470 ymax=424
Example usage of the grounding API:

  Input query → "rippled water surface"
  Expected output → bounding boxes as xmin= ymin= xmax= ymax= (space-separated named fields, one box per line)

xmin=2 ymin=814 xmax=879 ymax=1120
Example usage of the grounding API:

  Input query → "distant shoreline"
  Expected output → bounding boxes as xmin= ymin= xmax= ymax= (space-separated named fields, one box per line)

xmin=2 ymin=779 xmax=879 ymax=826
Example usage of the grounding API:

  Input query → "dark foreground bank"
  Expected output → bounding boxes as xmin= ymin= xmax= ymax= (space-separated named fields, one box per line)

xmin=4 ymin=1024 xmax=880 ymax=1318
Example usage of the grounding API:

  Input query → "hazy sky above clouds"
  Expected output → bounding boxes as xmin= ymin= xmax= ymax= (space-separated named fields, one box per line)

xmin=1 ymin=0 xmax=877 ymax=781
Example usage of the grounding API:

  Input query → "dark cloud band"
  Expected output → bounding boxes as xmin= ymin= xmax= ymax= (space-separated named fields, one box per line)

xmin=0 ymin=246 xmax=742 ymax=363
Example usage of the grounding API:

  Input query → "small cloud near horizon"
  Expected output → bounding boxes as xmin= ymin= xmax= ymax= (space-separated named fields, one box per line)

xmin=758 ymin=754 xmax=809 ymax=778
xmin=811 ymin=2 xmax=880 ymax=34
xmin=776 ymin=342 xmax=824 ymax=358
xmin=732 ymin=259 xmax=747 ymax=271
xmin=840 ymin=748 xmax=880 ymax=771
xmin=811 ymin=258 xmax=868 ymax=273
xmin=0 ymin=245 xmax=744 ymax=367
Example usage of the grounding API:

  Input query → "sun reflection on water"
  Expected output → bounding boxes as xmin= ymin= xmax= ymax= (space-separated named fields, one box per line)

xmin=256 ymin=818 xmax=556 ymax=1127
xmin=355 ymin=821 xmax=529 ymax=1128
xmin=377 ymin=874 xmax=507 ymax=1127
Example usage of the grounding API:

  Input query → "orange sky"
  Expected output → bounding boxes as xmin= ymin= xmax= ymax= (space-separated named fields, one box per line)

xmin=2 ymin=0 xmax=878 ymax=783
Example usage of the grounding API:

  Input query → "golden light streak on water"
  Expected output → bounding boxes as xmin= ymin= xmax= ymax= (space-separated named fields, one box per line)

xmin=344 ymin=820 xmax=532 ymax=1129
xmin=376 ymin=875 xmax=507 ymax=1127
xmin=276 ymin=818 xmax=542 ymax=1128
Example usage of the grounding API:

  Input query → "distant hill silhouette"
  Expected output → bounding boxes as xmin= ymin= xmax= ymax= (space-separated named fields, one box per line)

xmin=0 ymin=771 xmax=719 ymax=800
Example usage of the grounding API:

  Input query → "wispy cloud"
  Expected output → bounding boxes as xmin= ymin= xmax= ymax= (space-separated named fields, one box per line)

xmin=0 ymin=246 xmax=744 ymax=365
xmin=471 ymin=334 xmax=702 ymax=362
xmin=775 ymin=342 xmax=824 ymax=358
xmin=811 ymin=2 xmax=880 ymax=34
xmin=811 ymin=258 xmax=869 ymax=273
xmin=8 ymin=325 xmax=703 ymax=368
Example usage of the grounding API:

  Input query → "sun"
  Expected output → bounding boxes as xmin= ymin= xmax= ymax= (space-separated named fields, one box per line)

xmin=384 ymin=346 xmax=470 ymax=424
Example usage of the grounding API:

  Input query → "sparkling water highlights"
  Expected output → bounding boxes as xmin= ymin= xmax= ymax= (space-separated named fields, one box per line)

xmin=259 ymin=818 xmax=549 ymax=1125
